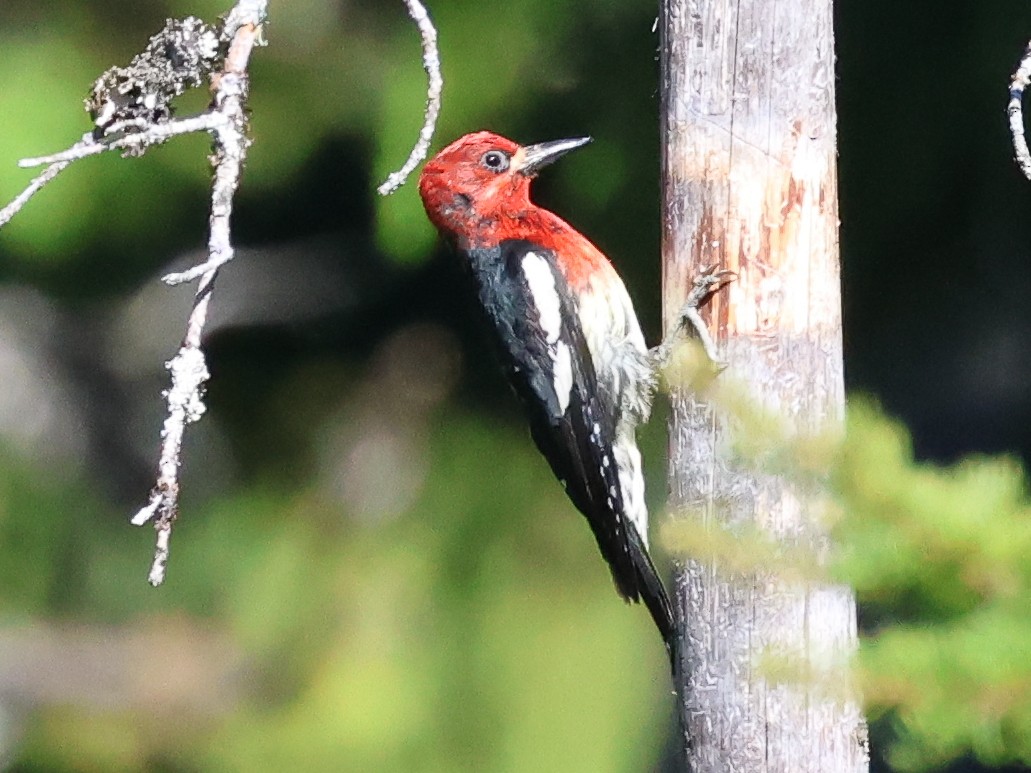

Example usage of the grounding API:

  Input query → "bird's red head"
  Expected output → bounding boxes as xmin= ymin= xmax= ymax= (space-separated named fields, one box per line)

xmin=418 ymin=131 xmax=591 ymax=247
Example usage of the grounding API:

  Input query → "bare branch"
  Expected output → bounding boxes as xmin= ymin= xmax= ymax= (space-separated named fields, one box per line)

xmin=1009 ymin=41 xmax=1031 ymax=181
xmin=377 ymin=0 xmax=443 ymax=195
xmin=132 ymin=3 xmax=267 ymax=587
xmin=0 ymin=3 xmax=267 ymax=585
xmin=1 ymin=0 xmax=437 ymax=587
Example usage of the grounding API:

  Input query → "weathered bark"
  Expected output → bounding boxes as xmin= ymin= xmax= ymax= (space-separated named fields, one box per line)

xmin=659 ymin=1 xmax=868 ymax=771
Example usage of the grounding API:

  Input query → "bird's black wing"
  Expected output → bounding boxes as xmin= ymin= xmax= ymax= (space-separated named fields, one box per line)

xmin=463 ymin=239 xmax=673 ymax=649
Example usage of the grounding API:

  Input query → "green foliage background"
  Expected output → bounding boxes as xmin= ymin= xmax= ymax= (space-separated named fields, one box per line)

xmin=0 ymin=1 xmax=1030 ymax=772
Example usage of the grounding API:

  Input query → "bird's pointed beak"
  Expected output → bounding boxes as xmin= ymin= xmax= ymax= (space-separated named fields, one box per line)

xmin=517 ymin=136 xmax=592 ymax=176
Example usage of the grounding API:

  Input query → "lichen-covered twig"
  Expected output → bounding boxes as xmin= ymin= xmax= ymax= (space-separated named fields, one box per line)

xmin=1008 ymin=41 xmax=1031 ymax=180
xmin=376 ymin=0 xmax=443 ymax=195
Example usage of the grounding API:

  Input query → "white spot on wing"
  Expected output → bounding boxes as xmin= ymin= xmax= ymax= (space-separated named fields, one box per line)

xmin=521 ymin=252 xmax=573 ymax=414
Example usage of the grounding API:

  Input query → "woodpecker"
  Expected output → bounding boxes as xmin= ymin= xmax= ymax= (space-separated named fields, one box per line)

xmin=419 ymin=131 xmax=729 ymax=664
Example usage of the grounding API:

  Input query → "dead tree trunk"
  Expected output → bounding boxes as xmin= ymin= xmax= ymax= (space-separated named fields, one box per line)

xmin=659 ymin=1 xmax=868 ymax=771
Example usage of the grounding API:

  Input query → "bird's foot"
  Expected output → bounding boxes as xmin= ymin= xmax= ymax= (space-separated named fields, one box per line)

xmin=654 ymin=265 xmax=736 ymax=371
xmin=683 ymin=265 xmax=736 ymax=315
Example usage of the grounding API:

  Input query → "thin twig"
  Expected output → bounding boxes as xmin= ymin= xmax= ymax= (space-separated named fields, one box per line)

xmin=0 ymin=161 xmax=70 ymax=229
xmin=162 ymin=253 xmax=233 ymax=285
xmin=376 ymin=0 xmax=443 ymax=195
xmin=0 ymin=133 xmax=91 ymax=229
xmin=18 ymin=115 xmax=226 ymax=169
xmin=1009 ymin=40 xmax=1031 ymax=181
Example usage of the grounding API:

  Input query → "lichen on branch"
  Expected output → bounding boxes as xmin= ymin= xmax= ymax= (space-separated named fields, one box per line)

xmin=87 ymin=17 xmax=222 ymax=148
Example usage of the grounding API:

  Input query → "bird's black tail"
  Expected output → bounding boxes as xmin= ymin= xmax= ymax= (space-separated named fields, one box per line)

xmin=622 ymin=525 xmax=679 ymax=672
xmin=632 ymin=547 xmax=689 ymax=758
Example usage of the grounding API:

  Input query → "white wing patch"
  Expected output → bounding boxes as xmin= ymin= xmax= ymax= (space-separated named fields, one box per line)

xmin=521 ymin=252 xmax=562 ymax=342
xmin=521 ymin=252 xmax=573 ymax=414
xmin=552 ymin=341 xmax=573 ymax=413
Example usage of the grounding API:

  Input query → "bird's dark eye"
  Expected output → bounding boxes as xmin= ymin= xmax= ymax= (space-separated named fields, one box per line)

xmin=480 ymin=150 xmax=510 ymax=172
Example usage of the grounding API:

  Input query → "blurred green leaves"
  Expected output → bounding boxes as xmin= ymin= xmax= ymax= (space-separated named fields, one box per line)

xmin=0 ymin=404 xmax=670 ymax=771
xmin=836 ymin=404 xmax=1031 ymax=771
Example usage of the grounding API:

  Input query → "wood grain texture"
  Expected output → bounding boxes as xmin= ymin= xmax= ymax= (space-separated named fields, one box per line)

xmin=659 ymin=1 xmax=868 ymax=770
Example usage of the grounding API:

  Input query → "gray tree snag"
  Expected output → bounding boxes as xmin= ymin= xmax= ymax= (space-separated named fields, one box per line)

xmin=659 ymin=1 xmax=868 ymax=770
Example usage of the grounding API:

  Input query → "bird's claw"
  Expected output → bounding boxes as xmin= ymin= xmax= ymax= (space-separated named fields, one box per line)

xmin=650 ymin=266 xmax=735 ymax=374
xmin=685 ymin=265 xmax=737 ymax=311
xmin=674 ymin=266 xmax=736 ymax=370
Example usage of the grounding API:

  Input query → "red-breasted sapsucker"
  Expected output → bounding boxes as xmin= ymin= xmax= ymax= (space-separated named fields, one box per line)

xmin=419 ymin=131 xmax=726 ymax=664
